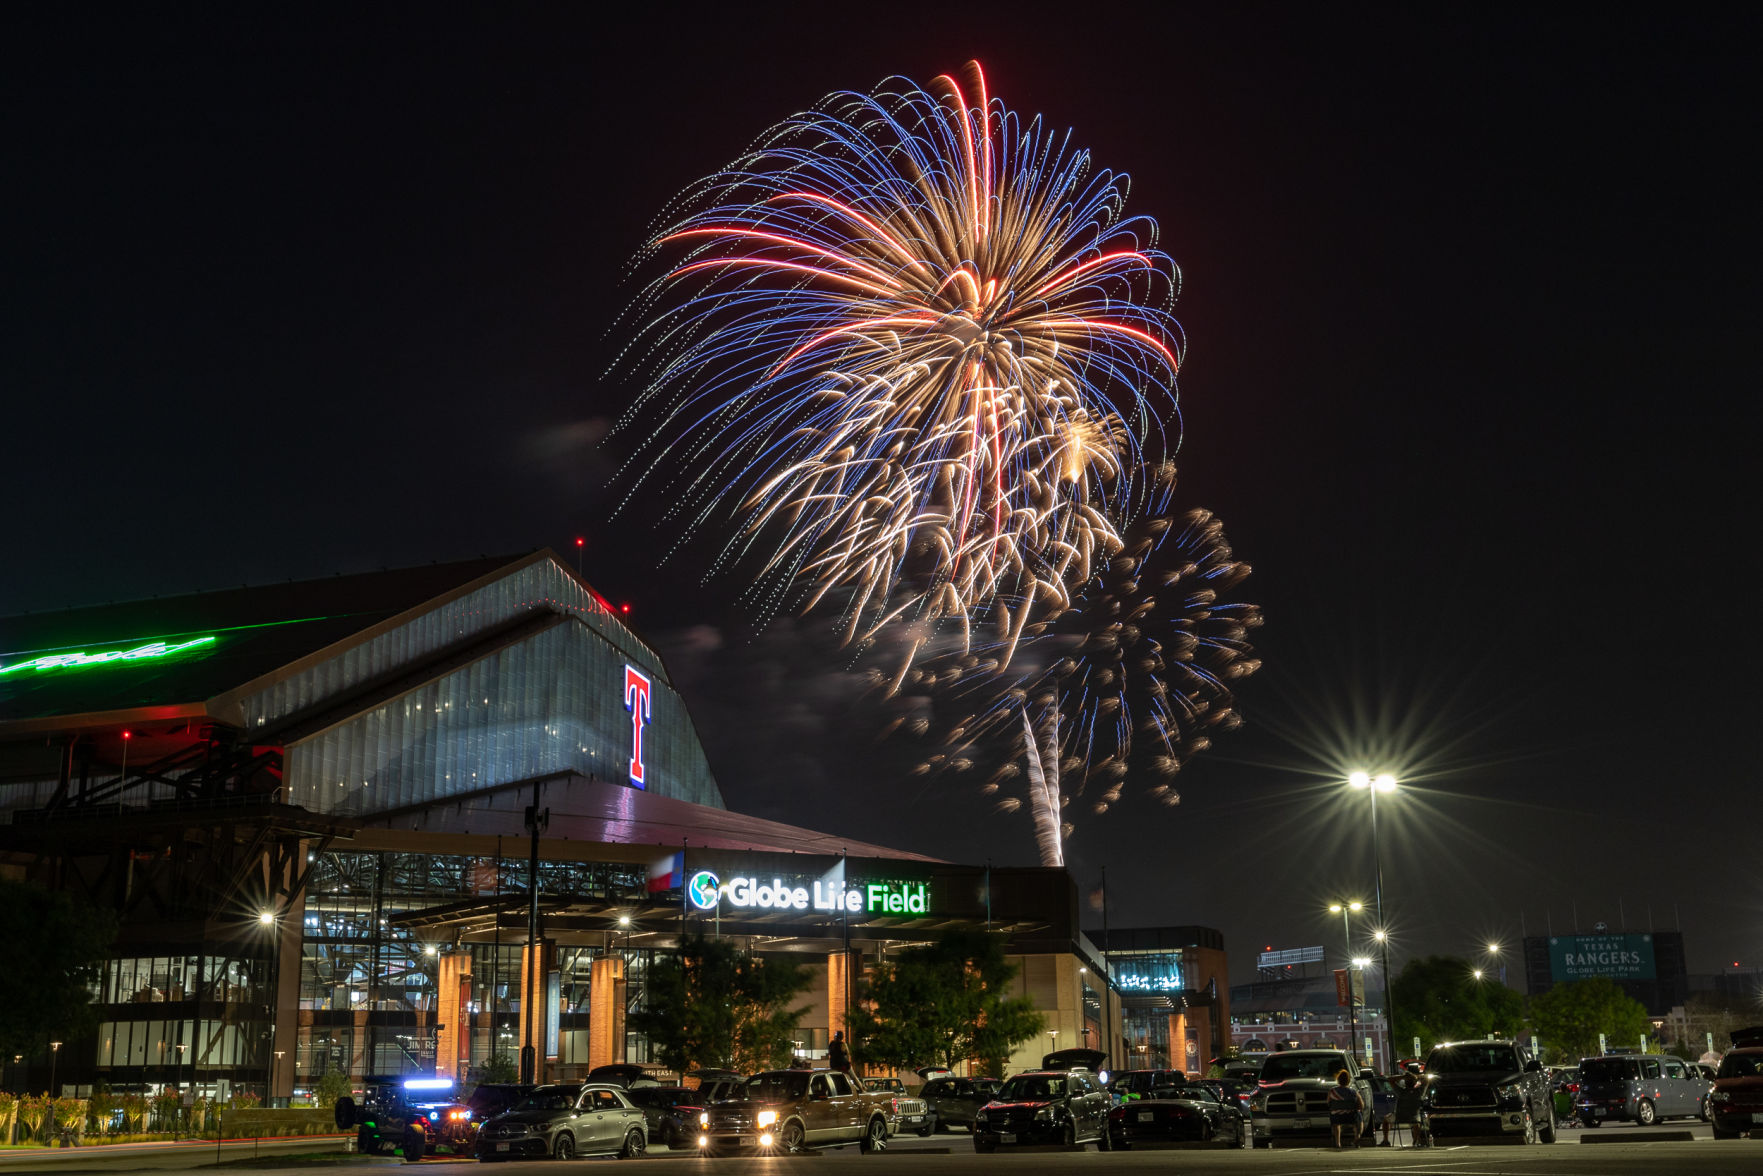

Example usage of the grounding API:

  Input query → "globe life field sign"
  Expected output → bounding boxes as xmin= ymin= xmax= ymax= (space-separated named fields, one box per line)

xmin=1548 ymin=933 xmax=1657 ymax=982
xmin=686 ymin=869 xmax=930 ymax=917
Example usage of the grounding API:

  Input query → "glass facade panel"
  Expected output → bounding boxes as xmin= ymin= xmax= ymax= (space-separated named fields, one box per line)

xmin=297 ymin=849 xmax=651 ymax=1083
xmin=243 ymin=561 xmax=660 ymax=726
xmin=283 ymin=598 xmax=721 ymax=815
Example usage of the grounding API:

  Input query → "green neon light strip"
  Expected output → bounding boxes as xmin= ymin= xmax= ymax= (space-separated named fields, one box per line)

xmin=0 ymin=635 xmax=217 ymax=676
xmin=0 ymin=613 xmax=358 ymax=676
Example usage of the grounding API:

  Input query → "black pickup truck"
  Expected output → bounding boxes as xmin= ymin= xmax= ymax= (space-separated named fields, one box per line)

xmin=1420 ymin=1040 xmax=1556 ymax=1143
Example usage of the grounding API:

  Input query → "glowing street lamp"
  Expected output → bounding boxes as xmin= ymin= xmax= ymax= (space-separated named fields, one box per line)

xmin=1349 ymin=771 xmax=1398 ymax=1066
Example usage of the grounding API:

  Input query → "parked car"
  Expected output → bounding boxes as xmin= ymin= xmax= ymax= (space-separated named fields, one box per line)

xmin=1196 ymin=1077 xmax=1257 ymax=1117
xmin=1710 ymin=1025 xmax=1763 ymax=1140
xmin=336 ymin=1077 xmax=478 ymax=1160
xmin=972 ymin=1067 xmax=1113 ymax=1152
xmin=1248 ymin=1048 xmax=1372 ymax=1149
xmin=1546 ymin=1067 xmax=1580 ymax=1127
xmin=920 ymin=1076 xmax=1000 ymax=1131
xmin=1362 ymin=1070 xmax=1398 ymax=1133
xmin=1420 ymin=1040 xmax=1555 ymax=1143
xmin=1043 ymin=1047 xmax=1111 ymax=1078
xmin=699 ymin=1068 xmax=904 ymax=1154
xmin=586 ymin=1063 xmax=659 ymax=1089
xmin=1107 ymin=1081 xmax=1248 ymax=1148
xmin=866 ymin=1077 xmax=907 ymax=1095
xmin=623 ymin=1084 xmax=704 ymax=1148
xmin=475 ymin=1083 xmax=647 ymax=1160
xmin=1576 ymin=1053 xmax=1711 ymax=1127
xmin=1109 ymin=1068 xmax=1189 ymax=1100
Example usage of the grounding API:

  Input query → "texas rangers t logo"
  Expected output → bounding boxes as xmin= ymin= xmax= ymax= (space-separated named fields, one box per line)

xmin=624 ymin=664 xmax=652 ymax=788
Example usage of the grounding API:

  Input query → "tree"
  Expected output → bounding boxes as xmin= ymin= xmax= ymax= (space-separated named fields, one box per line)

xmin=1527 ymin=977 xmax=1652 ymax=1061
xmin=0 ymin=879 xmax=116 ymax=1059
xmin=845 ymin=930 xmax=1044 ymax=1073
xmin=1390 ymin=955 xmax=1524 ymax=1053
xmin=314 ymin=1069 xmax=353 ymax=1109
xmin=1670 ymin=994 xmax=1750 ymax=1058
xmin=467 ymin=1053 xmax=519 ymax=1087
xmin=629 ymin=932 xmax=812 ymax=1075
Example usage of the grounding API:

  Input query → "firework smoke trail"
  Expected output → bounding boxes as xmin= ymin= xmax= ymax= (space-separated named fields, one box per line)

xmin=613 ymin=62 xmax=1184 ymax=665
xmin=1020 ymin=706 xmax=1064 ymax=867
xmin=897 ymin=478 xmax=1260 ymax=838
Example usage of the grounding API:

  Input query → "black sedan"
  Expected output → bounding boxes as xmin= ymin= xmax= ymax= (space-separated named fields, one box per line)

xmin=1108 ymin=1083 xmax=1249 ymax=1149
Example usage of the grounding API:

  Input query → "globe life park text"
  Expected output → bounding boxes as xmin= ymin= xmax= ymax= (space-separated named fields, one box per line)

xmin=688 ymin=870 xmax=930 ymax=916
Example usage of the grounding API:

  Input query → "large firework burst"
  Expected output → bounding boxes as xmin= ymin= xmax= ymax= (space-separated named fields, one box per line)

xmin=615 ymin=63 xmax=1183 ymax=666
xmin=893 ymin=479 xmax=1261 ymax=862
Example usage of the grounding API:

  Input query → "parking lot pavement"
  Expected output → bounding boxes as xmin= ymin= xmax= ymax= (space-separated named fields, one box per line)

xmin=13 ymin=1123 xmax=1752 ymax=1174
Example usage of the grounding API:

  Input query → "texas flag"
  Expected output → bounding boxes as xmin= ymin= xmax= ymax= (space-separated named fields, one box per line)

xmin=647 ymin=851 xmax=685 ymax=894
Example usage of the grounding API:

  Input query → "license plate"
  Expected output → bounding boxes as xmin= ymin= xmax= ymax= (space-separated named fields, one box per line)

xmin=999 ymin=1132 xmax=1016 ymax=1143
xmin=1291 ymin=1118 xmax=1311 ymax=1129
xmin=907 ymin=1115 xmax=923 ymax=1122
xmin=1592 ymin=1109 xmax=1605 ymax=1119
xmin=1137 ymin=1111 xmax=1154 ymax=1123
xmin=496 ymin=1143 xmax=509 ymax=1152
xmin=1752 ymin=1113 xmax=1763 ymax=1124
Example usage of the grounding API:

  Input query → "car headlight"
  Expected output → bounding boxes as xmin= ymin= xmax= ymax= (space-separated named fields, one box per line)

xmin=757 ymin=1110 xmax=777 ymax=1128
xmin=699 ymin=1112 xmax=710 ymax=1127
xmin=1496 ymin=1082 xmax=1522 ymax=1104
xmin=1034 ymin=1107 xmax=1052 ymax=1121
xmin=1711 ymin=1091 xmax=1730 ymax=1103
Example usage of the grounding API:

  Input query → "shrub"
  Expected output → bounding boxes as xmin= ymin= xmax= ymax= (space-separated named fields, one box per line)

xmin=17 ymin=1095 xmax=48 ymax=1141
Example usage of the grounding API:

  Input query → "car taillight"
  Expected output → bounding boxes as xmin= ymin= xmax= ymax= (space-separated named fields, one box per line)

xmin=1567 ymin=1083 xmax=1579 ymax=1093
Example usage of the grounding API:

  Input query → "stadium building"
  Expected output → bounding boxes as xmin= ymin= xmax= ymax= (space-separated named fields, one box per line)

xmin=0 ymin=551 xmax=1142 ymax=1099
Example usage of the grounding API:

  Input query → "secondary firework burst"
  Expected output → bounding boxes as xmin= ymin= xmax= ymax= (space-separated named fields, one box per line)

xmin=614 ymin=62 xmax=1183 ymax=667
xmin=893 ymin=479 xmax=1261 ymax=862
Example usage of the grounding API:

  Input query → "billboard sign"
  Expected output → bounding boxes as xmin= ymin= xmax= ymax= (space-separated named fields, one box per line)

xmin=1547 ymin=933 xmax=1656 ymax=982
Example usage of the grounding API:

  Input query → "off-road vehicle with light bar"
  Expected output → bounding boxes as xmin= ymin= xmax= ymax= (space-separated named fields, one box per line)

xmin=333 ymin=1076 xmax=477 ymax=1160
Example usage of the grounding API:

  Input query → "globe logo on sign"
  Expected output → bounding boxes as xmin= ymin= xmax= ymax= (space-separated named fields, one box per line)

xmin=687 ymin=870 xmax=721 ymax=911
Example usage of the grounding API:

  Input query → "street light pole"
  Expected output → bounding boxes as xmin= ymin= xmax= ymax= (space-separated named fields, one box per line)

xmin=1351 ymin=771 xmax=1398 ymax=1067
xmin=48 ymin=1041 xmax=62 ymax=1100
xmin=1328 ymin=903 xmax=1362 ymax=1066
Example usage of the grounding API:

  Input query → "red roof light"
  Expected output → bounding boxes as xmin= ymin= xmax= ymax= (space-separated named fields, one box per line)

xmin=620 ymin=603 xmax=631 ymax=614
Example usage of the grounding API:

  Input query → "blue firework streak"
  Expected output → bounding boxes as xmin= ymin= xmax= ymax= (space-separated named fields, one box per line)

xmin=898 ymin=483 xmax=1261 ymax=826
xmin=614 ymin=62 xmax=1184 ymax=666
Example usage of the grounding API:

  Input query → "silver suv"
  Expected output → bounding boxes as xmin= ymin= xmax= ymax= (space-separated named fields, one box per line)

xmin=1248 ymin=1049 xmax=1372 ymax=1148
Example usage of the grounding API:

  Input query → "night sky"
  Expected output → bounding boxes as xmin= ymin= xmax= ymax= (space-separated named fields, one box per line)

xmin=5 ymin=6 xmax=1758 ymax=985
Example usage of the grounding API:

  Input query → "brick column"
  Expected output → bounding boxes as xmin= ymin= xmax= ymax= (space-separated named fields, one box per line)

xmin=437 ymin=951 xmax=472 ymax=1082
xmin=828 ymin=950 xmax=859 ymax=1040
xmin=589 ymin=955 xmax=626 ymax=1072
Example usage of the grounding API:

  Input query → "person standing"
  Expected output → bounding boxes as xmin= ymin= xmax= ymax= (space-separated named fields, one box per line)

xmin=829 ymin=1030 xmax=851 ymax=1075
xmin=1328 ymin=1069 xmax=1364 ymax=1150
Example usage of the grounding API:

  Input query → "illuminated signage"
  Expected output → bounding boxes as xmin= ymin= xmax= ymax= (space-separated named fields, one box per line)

xmin=0 ymin=635 xmax=216 ymax=676
xmin=623 ymin=664 xmax=652 ymax=788
xmin=685 ymin=870 xmax=930 ymax=917
xmin=1548 ymin=934 xmax=1656 ymax=982
xmin=1117 ymin=974 xmax=1184 ymax=992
